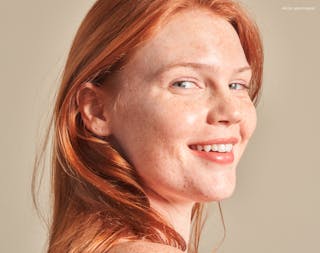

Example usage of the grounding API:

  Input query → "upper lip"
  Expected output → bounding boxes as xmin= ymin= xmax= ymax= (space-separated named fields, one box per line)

xmin=188 ymin=137 xmax=239 ymax=146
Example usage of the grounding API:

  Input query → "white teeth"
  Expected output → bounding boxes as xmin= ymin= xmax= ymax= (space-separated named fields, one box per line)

xmin=212 ymin=144 xmax=218 ymax=152
xmin=218 ymin=144 xmax=226 ymax=152
xmin=192 ymin=143 xmax=233 ymax=153
xmin=197 ymin=145 xmax=203 ymax=151
xmin=225 ymin=144 xmax=233 ymax=152
xmin=204 ymin=145 xmax=211 ymax=152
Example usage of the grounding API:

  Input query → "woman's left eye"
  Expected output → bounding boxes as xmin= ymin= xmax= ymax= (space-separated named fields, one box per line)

xmin=229 ymin=83 xmax=249 ymax=90
xmin=172 ymin=81 xmax=197 ymax=89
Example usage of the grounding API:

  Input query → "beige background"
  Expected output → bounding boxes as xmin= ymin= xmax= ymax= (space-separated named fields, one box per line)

xmin=0 ymin=0 xmax=319 ymax=252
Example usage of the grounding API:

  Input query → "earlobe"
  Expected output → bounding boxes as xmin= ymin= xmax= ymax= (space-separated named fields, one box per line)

xmin=76 ymin=82 xmax=111 ymax=137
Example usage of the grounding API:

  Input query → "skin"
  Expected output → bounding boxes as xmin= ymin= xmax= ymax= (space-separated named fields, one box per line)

xmin=78 ymin=7 xmax=256 ymax=252
xmin=108 ymin=241 xmax=185 ymax=253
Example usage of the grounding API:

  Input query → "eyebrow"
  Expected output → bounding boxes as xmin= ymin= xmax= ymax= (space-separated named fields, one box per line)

xmin=154 ymin=62 xmax=252 ymax=76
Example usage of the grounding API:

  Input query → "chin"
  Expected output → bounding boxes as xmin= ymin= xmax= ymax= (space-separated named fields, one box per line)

xmin=200 ymin=187 xmax=236 ymax=202
xmin=213 ymin=186 xmax=236 ymax=201
xmin=198 ymin=174 xmax=237 ymax=202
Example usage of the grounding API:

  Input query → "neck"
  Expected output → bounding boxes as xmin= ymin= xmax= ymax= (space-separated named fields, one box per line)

xmin=145 ymin=188 xmax=194 ymax=252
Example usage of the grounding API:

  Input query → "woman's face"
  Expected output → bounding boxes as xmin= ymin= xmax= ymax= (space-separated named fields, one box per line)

xmin=108 ymin=8 xmax=256 ymax=203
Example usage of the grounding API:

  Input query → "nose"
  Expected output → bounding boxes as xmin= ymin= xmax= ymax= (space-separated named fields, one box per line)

xmin=207 ymin=94 xmax=242 ymax=126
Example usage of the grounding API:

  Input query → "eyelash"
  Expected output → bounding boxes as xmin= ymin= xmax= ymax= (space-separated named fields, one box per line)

xmin=171 ymin=80 xmax=249 ymax=90
xmin=171 ymin=80 xmax=197 ymax=89
xmin=229 ymin=82 xmax=250 ymax=90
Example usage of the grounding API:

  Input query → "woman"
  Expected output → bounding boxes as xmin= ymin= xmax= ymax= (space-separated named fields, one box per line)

xmin=33 ymin=0 xmax=263 ymax=252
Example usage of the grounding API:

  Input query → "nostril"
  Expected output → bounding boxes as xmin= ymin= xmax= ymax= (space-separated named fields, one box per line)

xmin=218 ymin=119 xmax=230 ymax=124
xmin=207 ymin=109 xmax=241 ymax=125
xmin=206 ymin=96 xmax=242 ymax=125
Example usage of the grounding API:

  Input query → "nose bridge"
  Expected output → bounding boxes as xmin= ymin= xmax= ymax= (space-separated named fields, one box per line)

xmin=207 ymin=91 xmax=241 ymax=125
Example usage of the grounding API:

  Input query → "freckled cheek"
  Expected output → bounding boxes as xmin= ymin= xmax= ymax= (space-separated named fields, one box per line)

xmin=117 ymin=91 xmax=203 ymax=152
xmin=145 ymin=103 xmax=201 ymax=140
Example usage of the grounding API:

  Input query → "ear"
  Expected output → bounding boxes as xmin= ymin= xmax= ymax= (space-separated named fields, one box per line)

xmin=76 ymin=82 xmax=112 ymax=137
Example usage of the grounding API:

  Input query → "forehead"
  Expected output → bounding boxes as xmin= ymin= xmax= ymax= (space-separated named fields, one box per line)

xmin=125 ymin=8 xmax=248 ymax=77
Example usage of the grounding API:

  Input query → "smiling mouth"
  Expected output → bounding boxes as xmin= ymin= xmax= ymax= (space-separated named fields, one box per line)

xmin=188 ymin=138 xmax=238 ymax=164
xmin=189 ymin=144 xmax=233 ymax=153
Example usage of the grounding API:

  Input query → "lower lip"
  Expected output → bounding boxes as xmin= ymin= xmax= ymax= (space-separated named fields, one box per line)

xmin=190 ymin=149 xmax=234 ymax=164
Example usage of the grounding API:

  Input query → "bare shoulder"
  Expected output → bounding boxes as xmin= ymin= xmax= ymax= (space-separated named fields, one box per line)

xmin=107 ymin=240 xmax=185 ymax=253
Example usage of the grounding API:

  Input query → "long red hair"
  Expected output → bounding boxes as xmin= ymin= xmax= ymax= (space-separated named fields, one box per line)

xmin=32 ymin=0 xmax=263 ymax=252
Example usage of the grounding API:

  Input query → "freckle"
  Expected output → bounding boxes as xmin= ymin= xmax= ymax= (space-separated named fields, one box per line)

xmin=183 ymin=176 xmax=192 ymax=190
